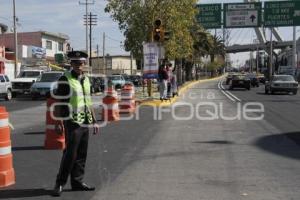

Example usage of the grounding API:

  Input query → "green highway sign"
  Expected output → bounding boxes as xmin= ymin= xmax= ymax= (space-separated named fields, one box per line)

xmin=224 ymin=2 xmax=262 ymax=28
xmin=264 ymin=1 xmax=300 ymax=27
xmin=196 ymin=4 xmax=222 ymax=29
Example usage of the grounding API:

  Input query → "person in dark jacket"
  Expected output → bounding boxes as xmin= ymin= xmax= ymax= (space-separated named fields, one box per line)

xmin=158 ymin=64 xmax=168 ymax=101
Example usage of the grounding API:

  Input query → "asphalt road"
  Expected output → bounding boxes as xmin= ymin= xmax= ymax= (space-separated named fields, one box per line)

xmin=0 ymin=79 xmax=300 ymax=200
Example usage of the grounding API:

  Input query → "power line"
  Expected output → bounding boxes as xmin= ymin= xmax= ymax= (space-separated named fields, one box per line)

xmin=106 ymin=35 xmax=122 ymax=43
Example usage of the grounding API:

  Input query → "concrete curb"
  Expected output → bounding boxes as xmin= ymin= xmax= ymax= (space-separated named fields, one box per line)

xmin=139 ymin=75 xmax=225 ymax=107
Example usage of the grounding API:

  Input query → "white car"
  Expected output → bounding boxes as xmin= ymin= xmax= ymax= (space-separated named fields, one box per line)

xmin=30 ymin=71 xmax=64 ymax=99
xmin=265 ymin=75 xmax=298 ymax=95
xmin=0 ymin=74 xmax=12 ymax=101
xmin=11 ymin=70 xmax=44 ymax=97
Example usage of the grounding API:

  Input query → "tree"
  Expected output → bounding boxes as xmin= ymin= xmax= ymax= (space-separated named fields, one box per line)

xmin=105 ymin=0 xmax=197 ymax=60
xmin=209 ymin=35 xmax=225 ymax=63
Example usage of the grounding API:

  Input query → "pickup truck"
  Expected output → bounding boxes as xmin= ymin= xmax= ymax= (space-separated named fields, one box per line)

xmin=11 ymin=70 xmax=44 ymax=97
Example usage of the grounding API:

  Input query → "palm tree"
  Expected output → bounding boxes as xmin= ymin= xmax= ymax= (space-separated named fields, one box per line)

xmin=209 ymin=35 xmax=225 ymax=63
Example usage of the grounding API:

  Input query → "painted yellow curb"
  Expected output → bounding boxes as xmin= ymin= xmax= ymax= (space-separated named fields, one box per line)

xmin=140 ymin=75 xmax=225 ymax=107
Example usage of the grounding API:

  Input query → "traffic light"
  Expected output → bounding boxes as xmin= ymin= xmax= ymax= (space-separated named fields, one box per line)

xmin=163 ymin=31 xmax=171 ymax=41
xmin=153 ymin=19 xmax=162 ymax=42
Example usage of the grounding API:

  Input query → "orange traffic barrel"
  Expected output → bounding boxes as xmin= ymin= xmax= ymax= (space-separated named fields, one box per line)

xmin=44 ymin=98 xmax=65 ymax=150
xmin=119 ymin=84 xmax=135 ymax=114
xmin=105 ymin=86 xmax=118 ymax=99
xmin=0 ymin=106 xmax=15 ymax=188
xmin=102 ymin=92 xmax=120 ymax=122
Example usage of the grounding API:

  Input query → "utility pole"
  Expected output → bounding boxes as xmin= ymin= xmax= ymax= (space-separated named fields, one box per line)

xmin=103 ymin=32 xmax=106 ymax=75
xmin=13 ymin=0 xmax=18 ymax=78
xmin=269 ymin=28 xmax=273 ymax=80
xmin=96 ymin=44 xmax=99 ymax=74
xmin=130 ymin=51 xmax=133 ymax=75
xmin=79 ymin=0 xmax=94 ymax=66
xmin=293 ymin=26 xmax=297 ymax=69
xmin=84 ymin=12 xmax=97 ymax=74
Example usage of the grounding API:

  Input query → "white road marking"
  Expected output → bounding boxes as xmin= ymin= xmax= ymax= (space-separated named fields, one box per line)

xmin=218 ymin=80 xmax=242 ymax=102
xmin=218 ymin=80 xmax=236 ymax=102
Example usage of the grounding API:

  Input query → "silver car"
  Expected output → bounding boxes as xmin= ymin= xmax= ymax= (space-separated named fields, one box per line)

xmin=30 ymin=71 xmax=64 ymax=99
xmin=265 ymin=75 xmax=299 ymax=95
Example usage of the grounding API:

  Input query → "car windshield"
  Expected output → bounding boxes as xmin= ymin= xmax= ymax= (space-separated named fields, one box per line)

xmin=108 ymin=76 xmax=121 ymax=80
xmin=273 ymin=76 xmax=294 ymax=82
xmin=38 ymin=73 xmax=62 ymax=82
xmin=18 ymin=71 xmax=41 ymax=78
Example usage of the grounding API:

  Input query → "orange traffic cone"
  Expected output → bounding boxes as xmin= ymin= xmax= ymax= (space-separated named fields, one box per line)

xmin=44 ymin=98 xmax=65 ymax=150
xmin=102 ymin=87 xmax=120 ymax=121
xmin=119 ymin=84 xmax=135 ymax=114
xmin=0 ymin=106 xmax=15 ymax=188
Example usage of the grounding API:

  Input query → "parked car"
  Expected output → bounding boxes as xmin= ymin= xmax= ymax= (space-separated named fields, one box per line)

xmin=89 ymin=75 xmax=106 ymax=93
xmin=246 ymin=73 xmax=259 ymax=87
xmin=257 ymin=74 xmax=266 ymax=84
xmin=30 ymin=71 xmax=64 ymax=99
xmin=129 ymin=75 xmax=143 ymax=86
xmin=229 ymin=74 xmax=251 ymax=90
xmin=107 ymin=75 xmax=125 ymax=89
xmin=0 ymin=74 xmax=12 ymax=101
xmin=11 ymin=69 xmax=44 ymax=97
xmin=265 ymin=75 xmax=298 ymax=95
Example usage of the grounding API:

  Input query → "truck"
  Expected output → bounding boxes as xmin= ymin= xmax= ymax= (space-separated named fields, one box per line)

xmin=11 ymin=68 xmax=46 ymax=97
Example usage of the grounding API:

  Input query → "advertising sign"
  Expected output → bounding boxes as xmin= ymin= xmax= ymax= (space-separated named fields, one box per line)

xmin=143 ymin=42 xmax=159 ymax=79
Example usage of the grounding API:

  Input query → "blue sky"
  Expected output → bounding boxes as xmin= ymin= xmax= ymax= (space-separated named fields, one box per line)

xmin=0 ymin=0 xmax=297 ymax=66
xmin=0 ymin=0 xmax=126 ymax=56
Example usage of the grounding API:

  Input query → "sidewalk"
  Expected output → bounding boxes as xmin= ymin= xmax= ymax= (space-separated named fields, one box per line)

xmin=137 ymin=75 xmax=224 ymax=107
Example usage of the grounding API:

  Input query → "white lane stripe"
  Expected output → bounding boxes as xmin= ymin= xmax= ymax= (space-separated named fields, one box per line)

xmin=0 ymin=146 xmax=11 ymax=155
xmin=218 ymin=80 xmax=236 ymax=102
xmin=226 ymin=90 xmax=241 ymax=102
xmin=0 ymin=118 xmax=9 ymax=127
xmin=220 ymin=79 xmax=241 ymax=102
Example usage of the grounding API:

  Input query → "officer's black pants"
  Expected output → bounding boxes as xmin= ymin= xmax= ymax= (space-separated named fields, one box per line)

xmin=56 ymin=121 xmax=90 ymax=187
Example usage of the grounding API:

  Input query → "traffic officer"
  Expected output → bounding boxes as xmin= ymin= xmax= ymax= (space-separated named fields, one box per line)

xmin=52 ymin=51 xmax=100 ymax=197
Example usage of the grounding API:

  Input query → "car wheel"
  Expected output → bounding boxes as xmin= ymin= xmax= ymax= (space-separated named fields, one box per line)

xmin=115 ymin=84 xmax=121 ymax=90
xmin=265 ymin=88 xmax=269 ymax=94
xmin=270 ymin=89 xmax=274 ymax=95
xmin=247 ymin=87 xmax=251 ymax=90
xmin=12 ymin=92 xmax=17 ymax=98
xmin=5 ymin=89 xmax=12 ymax=101
xmin=293 ymin=90 xmax=298 ymax=95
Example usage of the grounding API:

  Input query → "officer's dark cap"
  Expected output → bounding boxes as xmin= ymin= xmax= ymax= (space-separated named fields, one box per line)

xmin=67 ymin=51 xmax=88 ymax=61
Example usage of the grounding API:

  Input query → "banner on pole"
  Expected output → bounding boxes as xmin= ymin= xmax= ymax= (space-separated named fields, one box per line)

xmin=143 ymin=42 xmax=159 ymax=79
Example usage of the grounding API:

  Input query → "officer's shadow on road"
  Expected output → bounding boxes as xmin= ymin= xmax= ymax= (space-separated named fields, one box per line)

xmin=0 ymin=188 xmax=52 ymax=199
xmin=255 ymin=131 xmax=300 ymax=160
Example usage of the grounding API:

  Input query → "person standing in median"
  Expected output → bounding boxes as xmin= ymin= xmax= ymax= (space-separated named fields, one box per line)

xmin=158 ymin=64 xmax=168 ymax=101
xmin=52 ymin=51 xmax=100 ymax=197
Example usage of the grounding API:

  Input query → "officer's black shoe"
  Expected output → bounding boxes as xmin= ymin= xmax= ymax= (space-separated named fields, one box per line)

xmin=52 ymin=184 xmax=63 ymax=197
xmin=72 ymin=183 xmax=95 ymax=191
